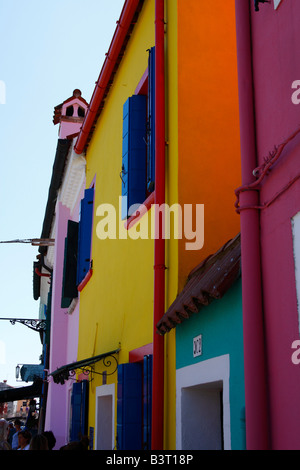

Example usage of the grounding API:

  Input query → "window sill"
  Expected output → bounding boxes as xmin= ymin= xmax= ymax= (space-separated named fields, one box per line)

xmin=124 ymin=191 xmax=155 ymax=230
xmin=77 ymin=268 xmax=93 ymax=292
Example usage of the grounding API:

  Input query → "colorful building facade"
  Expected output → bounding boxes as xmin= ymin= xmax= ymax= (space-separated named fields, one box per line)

xmin=69 ymin=0 xmax=241 ymax=450
xmin=157 ymin=234 xmax=245 ymax=450
xmin=24 ymin=0 xmax=300 ymax=451
xmin=34 ymin=90 xmax=88 ymax=449
xmin=235 ymin=0 xmax=300 ymax=450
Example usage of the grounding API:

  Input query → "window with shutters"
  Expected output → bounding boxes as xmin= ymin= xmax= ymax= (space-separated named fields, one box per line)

xmin=61 ymin=220 xmax=79 ymax=308
xmin=70 ymin=380 xmax=89 ymax=442
xmin=60 ymin=187 xmax=94 ymax=302
xmin=121 ymin=47 xmax=155 ymax=220
xmin=116 ymin=355 xmax=152 ymax=450
xmin=76 ymin=187 xmax=94 ymax=287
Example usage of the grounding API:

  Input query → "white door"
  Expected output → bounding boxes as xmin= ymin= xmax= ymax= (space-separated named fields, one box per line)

xmin=95 ymin=384 xmax=115 ymax=450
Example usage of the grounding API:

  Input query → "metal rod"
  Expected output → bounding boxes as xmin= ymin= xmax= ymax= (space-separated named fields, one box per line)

xmin=0 ymin=239 xmax=55 ymax=246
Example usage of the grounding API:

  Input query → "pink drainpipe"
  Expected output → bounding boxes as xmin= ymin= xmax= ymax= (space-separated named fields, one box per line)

xmin=235 ymin=0 xmax=269 ymax=449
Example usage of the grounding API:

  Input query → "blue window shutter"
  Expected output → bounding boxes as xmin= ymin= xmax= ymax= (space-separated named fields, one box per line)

xmin=70 ymin=380 xmax=89 ymax=442
xmin=143 ymin=354 xmax=152 ymax=450
xmin=77 ymin=187 xmax=94 ymax=285
xmin=122 ymin=95 xmax=147 ymax=219
xmin=147 ymin=47 xmax=155 ymax=193
xmin=81 ymin=379 xmax=88 ymax=437
xmin=61 ymin=220 xmax=79 ymax=307
xmin=117 ymin=362 xmax=142 ymax=450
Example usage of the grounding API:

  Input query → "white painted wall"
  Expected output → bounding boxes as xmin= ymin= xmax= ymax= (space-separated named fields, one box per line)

xmin=274 ymin=0 xmax=282 ymax=9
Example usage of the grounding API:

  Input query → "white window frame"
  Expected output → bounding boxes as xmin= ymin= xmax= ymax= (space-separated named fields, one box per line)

xmin=274 ymin=0 xmax=282 ymax=9
xmin=176 ymin=354 xmax=231 ymax=450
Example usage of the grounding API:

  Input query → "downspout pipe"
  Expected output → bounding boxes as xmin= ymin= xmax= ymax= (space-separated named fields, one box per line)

xmin=235 ymin=0 xmax=269 ymax=449
xmin=152 ymin=0 xmax=165 ymax=451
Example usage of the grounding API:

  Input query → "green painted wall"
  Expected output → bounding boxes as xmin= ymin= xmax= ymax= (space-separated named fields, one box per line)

xmin=176 ymin=278 xmax=245 ymax=450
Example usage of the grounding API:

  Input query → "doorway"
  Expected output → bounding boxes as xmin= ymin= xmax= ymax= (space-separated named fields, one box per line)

xmin=176 ymin=355 xmax=231 ymax=450
xmin=95 ymin=384 xmax=115 ymax=450
xmin=181 ymin=381 xmax=224 ymax=450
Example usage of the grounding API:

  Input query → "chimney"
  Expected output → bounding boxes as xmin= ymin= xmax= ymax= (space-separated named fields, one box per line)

xmin=53 ymin=89 xmax=88 ymax=139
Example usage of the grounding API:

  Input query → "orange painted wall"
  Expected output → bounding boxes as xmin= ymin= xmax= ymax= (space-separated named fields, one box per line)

xmin=177 ymin=0 xmax=241 ymax=289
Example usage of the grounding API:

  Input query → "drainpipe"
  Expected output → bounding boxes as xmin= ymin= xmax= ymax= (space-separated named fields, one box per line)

xmin=235 ymin=0 xmax=269 ymax=449
xmin=152 ymin=0 xmax=165 ymax=451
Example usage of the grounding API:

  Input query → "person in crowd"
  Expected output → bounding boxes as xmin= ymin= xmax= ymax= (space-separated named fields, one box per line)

xmin=42 ymin=430 xmax=56 ymax=450
xmin=59 ymin=436 xmax=89 ymax=450
xmin=11 ymin=419 xmax=22 ymax=450
xmin=0 ymin=419 xmax=11 ymax=450
xmin=17 ymin=429 xmax=31 ymax=450
xmin=29 ymin=434 xmax=49 ymax=450
xmin=7 ymin=422 xmax=15 ymax=447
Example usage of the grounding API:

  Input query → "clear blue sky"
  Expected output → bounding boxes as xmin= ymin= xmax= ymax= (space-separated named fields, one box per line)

xmin=0 ymin=0 xmax=124 ymax=387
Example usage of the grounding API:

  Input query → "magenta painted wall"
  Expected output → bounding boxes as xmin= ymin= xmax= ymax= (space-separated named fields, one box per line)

xmin=44 ymin=198 xmax=82 ymax=449
xmin=246 ymin=0 xmax=300 ymax=449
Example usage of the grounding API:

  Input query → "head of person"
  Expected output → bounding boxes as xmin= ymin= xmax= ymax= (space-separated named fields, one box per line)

xmin=0 ymin=419 xmax=9 ymax=442
xmin=29 ymin=434 xmax=49 ymax=450
xmin=42 ymin=431 xmax=56 ymax=450
xmin=14 ymin=419 xmax=22 ymax=431
xmin=18 ymin=430 xmax=31 ymax=449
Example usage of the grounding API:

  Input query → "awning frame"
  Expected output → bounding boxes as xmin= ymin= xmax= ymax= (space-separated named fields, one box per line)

xmin=49 ymin=349 xmax=120 ymax=385
xmin=0 ymin=378 xmax=43 ymax=403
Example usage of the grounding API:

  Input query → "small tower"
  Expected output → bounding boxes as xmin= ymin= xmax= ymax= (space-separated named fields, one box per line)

xmin=53 ymin=89 xmax=88 ymax=139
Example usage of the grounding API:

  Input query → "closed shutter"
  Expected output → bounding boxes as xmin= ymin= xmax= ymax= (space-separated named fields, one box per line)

xmin=122 ymin=95 xmax=147 ymax=219
xmin=147 ymin=47 xmax=155 ymax=193
xmin=45 ymin=282 xmax=52 ymax=346
xmin=61 ymin=220 xmax=79 ymax=308
xmin=77 ymin=187 xmax=94 ymax=286
xmin=70 ymin=380 xmax=89 ymax=442
xmin=33 ymin=261 xmax=41 ymax=301
xmin=117 ymin=362 xmax=142 ymax=450
xmin=143 ymin=354 xmax=152 ymax=450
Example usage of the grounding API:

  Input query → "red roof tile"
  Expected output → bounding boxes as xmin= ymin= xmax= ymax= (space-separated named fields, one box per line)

xmin=156 ymin=234 xmax=241 ymax=335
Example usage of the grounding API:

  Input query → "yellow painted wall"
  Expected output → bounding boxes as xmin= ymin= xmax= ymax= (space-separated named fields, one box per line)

xmin=77 ymin=0 xmax=158 ymax=448
xmin=164 ymin=0 xmax=178 ymax=450
xmin=76 ymin=0 xmax=240 ymax=451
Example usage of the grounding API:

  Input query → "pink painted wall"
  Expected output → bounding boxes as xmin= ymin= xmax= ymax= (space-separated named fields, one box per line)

xmin=44 ymin=202 xmax=70 ymax=449
xmin=249 ymin=0 xmax=300 ymax=449
xmin=57 ymin=91 xmax=88 ymax=139
xmin=43 ymin=91 xmax=87 ymax=448
xmin=44 ymin=196 xmax=83 ymax=449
